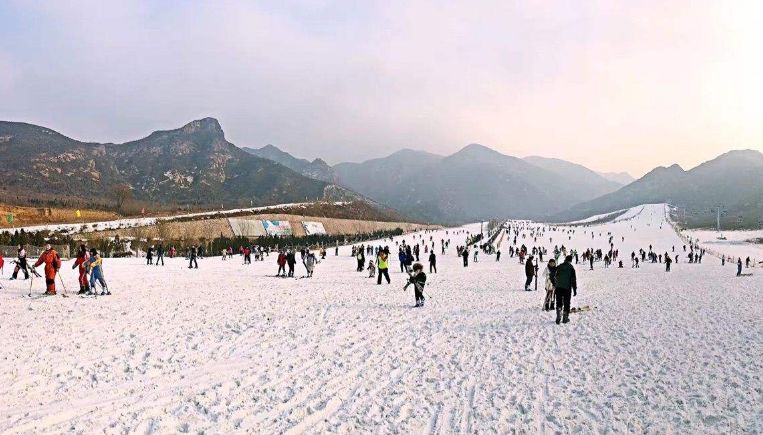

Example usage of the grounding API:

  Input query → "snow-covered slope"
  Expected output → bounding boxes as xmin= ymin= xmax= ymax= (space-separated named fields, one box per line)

xmin=0 ymin=202 xmax=332 ymax=235
xmin=0 ymin=204 xmax=760 ymax=433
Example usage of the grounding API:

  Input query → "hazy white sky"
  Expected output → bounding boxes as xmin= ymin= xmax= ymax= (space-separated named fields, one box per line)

xmin=1 ymin=0 xmax=762 ymax=176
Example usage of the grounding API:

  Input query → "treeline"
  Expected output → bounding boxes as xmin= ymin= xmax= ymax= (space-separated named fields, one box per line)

xmin=0 ymin=227 xmax=405 ymax=258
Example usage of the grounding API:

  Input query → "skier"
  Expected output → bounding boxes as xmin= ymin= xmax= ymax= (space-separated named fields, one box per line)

xmin=404 ymin=262 xmax=427 ymax=308
xmin=554 ymin=255 xmax=577 ymax=324
xmin=71 ymin=244 xmax=90 ymax=295
xmin=496 ymin=249 xmax=501 ymax=262
xmin=737 ymin=258 xmax=742 ymax=276
xmin=286 ymin=250 xmax=296 ymax=277
xmin=303 ymin=251 xmax=316 ymax=277
xmin=356 ymin=249 xmax=365 ymax=272
xmin=367 ymin=259 xmax=376 ymax=278
xmin=524 ymin=255 xmax=535 ymax=291
xmin=33 ymin=244 xmax=62 ymax=296
xmin=146 ymin=245 xmax=154 ymax=265
xmin=462 ymin=247 xmax=469 ymax=267
xmin=428 ymin=251 xmax=437 ymax=273
xmin=277 ymin=251 xmax=287 ymax=277
xmin=156 ymin=244 xmax=165 ymax=266
xmin=87 ymin=248 xmax=110 ymax=295
xmin=542 ymin=259 xmax=557 ymax=311
xmin=188 ymin=246 xmax=199 ymax=269
xmin=665 ymin=253 xmax=672 ymax=272
xmin=376 ymin=249 xmax=391 ymax=285
xmin=10 ymin=245 xmax=29 ymax=280
xmin=473 ymin=249 xmax=479 ymax=263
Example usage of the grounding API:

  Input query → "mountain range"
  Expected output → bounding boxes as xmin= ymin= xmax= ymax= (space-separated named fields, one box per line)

xmin=0 ymin=118 xmax=354 ymax=211
xmin=247 ymin=143 xmax=626 ymax=224
xmin=3 ymin=116 xmax=760 ymax=228
xmin=551 ymin=149 xmax=763 ymax=228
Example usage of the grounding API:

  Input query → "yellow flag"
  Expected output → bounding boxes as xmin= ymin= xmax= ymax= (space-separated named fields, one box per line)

xmin=75 ymin=210 xmax=81 ymax=218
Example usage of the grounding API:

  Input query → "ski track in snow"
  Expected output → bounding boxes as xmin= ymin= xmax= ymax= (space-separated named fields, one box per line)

xmin=0 ymin=204 xmax=761 ymax=434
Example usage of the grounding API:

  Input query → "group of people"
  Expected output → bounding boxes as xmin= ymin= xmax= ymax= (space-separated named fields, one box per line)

xmin=72 ymin=244 xmax=110 ymax=296
xmin=3 ymin=243 xmax=107 ymax=296
xmin=276 ymin=248 xmax=318 ymax=278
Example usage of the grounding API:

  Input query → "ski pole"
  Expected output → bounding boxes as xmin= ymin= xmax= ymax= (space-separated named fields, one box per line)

xmin=57 ymin=274 xmax=69 ymax=298
xmin=28 ymin=273 xmax=33 ymax=297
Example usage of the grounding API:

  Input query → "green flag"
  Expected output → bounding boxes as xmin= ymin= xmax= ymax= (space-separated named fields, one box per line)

xmin=6 ymin=213 xmax=13 ymax=224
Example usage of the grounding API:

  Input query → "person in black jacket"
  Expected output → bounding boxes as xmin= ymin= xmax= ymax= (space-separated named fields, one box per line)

xmin=554 ymin=255 xmax=577 ymax=324
xmin=287 ymin=250 xmax=297 ymax=277
xmin=524 ymin=255 xmax=535 ymax=291
xmin=156 ymin=244 xmax=165 ymax=266
xmin=428 ymin=251 xmax=437 ymax=273
xmin=10 ymin=245 xmax=29 ymax=280
xmin=188 ymin=246 xmax=198 ymax=269
xmin=405 ymin=263 xmax=427 ymax=307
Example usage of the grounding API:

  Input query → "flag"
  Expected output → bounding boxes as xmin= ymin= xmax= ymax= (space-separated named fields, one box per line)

xmin=6 ymin=213 xmax=12 ymax=224
xmin=75 ymin=210 xmax=81 ymax=218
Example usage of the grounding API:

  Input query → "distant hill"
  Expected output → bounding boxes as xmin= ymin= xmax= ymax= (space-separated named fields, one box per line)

xmin=331 ymin=144 xmax=621 ymax=224
xmin=523 ymin=156 xmax=623 ymax=197
xmin=0 ymin=118 xmax=355 ymax=211
xmin=242 ymin=144 xmax=337 ymax=183
xmin=598 ymin=171 xmax=635 ymax=185
xmin=247 ymin=143 xmax=640 ymax=224
xmin=552 ymin=150 xmax=763 ymax=229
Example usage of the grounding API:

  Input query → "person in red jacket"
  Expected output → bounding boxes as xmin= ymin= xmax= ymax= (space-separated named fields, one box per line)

xmin=277 ymin=251 xmax=287 ymax=277
xmin=71 ymin=244 xmax=90 ymax=294
xmin=34 ymin=244 xmax=62 ymax=295
xmin=0 ymin=253 xmax=4 ymax=275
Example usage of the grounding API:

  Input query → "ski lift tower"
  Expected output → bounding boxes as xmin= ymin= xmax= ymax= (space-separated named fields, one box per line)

xmin=713 ymin=205 xmax=727 ymax=239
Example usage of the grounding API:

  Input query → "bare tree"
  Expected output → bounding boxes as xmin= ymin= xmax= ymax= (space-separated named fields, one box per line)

xmin=111 ymin=184 xmax=132 ymax=212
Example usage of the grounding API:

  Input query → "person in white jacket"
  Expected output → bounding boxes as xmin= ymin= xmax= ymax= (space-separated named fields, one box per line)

xmin=542 ymin=259 xmax=557 ymax=311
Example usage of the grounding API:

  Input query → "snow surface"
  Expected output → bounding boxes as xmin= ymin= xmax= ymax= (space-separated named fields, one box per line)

xmin=0 ymin=204 xmax=761 ymax=433
xmin=562 ymin=208 xmax=626 ymax=225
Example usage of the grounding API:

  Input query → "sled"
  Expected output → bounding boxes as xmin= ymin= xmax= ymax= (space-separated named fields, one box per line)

xmin=570 ymin=305 xmax=594 ymax=313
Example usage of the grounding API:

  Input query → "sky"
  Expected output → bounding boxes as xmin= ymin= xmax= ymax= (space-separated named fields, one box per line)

xmin=1 ymin=0 xmax=763 ymax=177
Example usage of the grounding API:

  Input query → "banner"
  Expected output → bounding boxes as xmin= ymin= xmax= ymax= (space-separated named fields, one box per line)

xmin=302 ymin=221 xmax=327 ymax=235
xmin=228 ymin=218 xmax=267 ymax=237
xmin=262 ymin=220 xmax=293 ymax=236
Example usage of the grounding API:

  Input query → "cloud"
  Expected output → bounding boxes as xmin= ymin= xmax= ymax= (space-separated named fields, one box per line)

xmin=1 ymin=0 xmax=762 ymax=176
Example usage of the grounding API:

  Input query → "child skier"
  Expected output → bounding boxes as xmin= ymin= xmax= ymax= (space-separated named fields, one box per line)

xmin=367 ymin=259 xmax=376 ymax=278
xmin=87 ymin=248 xmax=110 ymax=295
xmin=405 ymin=262 xmax=427 ymax=308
